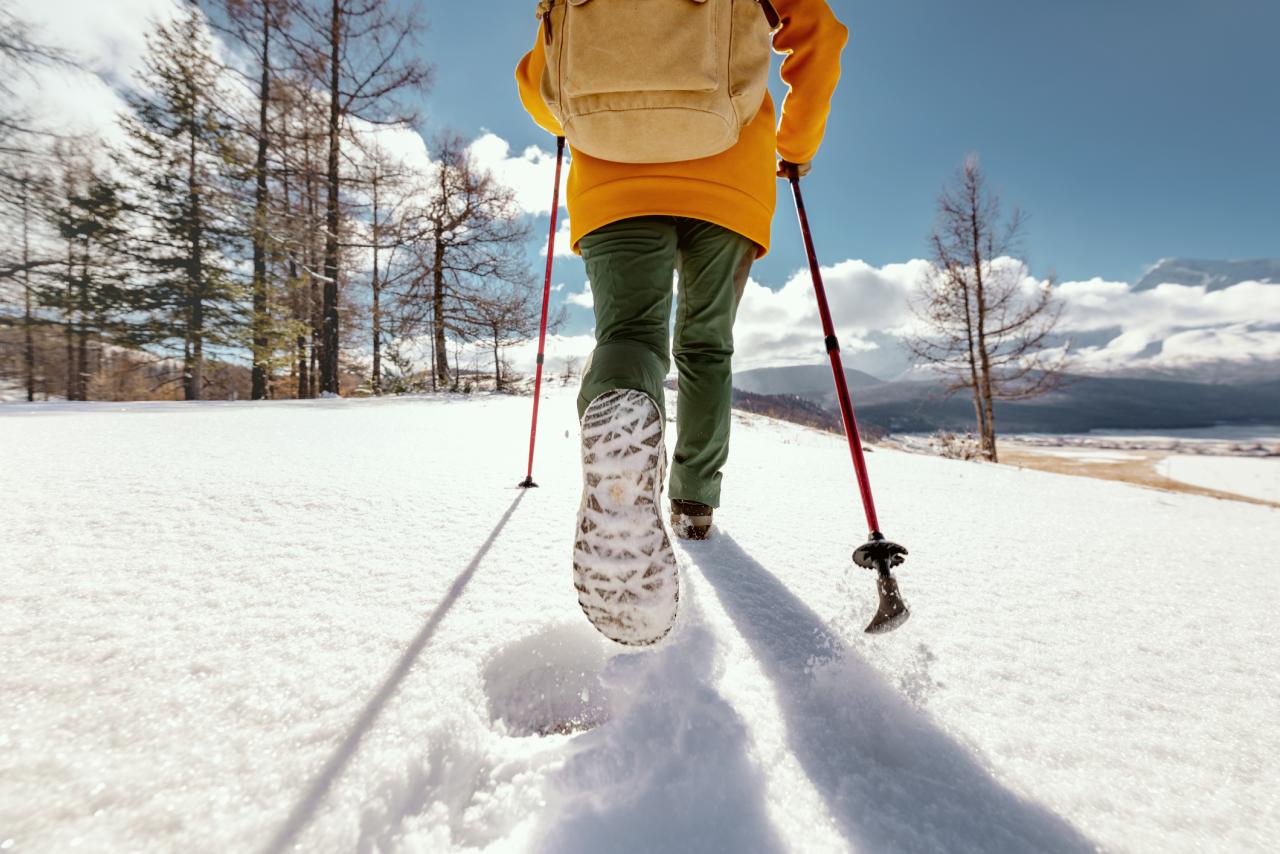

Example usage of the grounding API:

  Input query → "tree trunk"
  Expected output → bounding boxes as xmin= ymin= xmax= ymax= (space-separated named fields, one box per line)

xmin=76 ymin=251 xmax=89 ymax=400
xmin=188 ymin=106 xmax=205 ymax=402
xmin=290 ymin=255 xmax=307 ymax=400
xmin=21 ymin=180 xmax=34 ymax=402
xmin=432 ymin=232 xmax=449 ymax=386
xmin=182 ymin=328 xmax=193 ymax=400
xmin=370 ymin=174 xmax=382 ymax=394
xmin=303 ymin=132 xmax=320 ymax=400
xmin=491 ymin=330 xmax=500 ymax=390
xmin=250 ymin=5 xmax=273 ymax=400
xmin=64 ymin=245 xmax=76 ymax=400
xmin=429 ymin=300 xmax=437 ymax=392
xmin=969 ymin=194 xmax=998 ymax=462
xmin=319 ymin=0 xmax=342 ymax=395
xmin=76 ymin=326 xmax=88 ymax=400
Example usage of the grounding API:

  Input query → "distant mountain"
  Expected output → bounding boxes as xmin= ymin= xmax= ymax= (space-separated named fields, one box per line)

xmin=734 ymin=365 xmax=883 ymax=396
xmin=735 ymin=369 xmax=1280 ymax=434
xmin=1134 ymin=258 xmax=1280 ymax=291
xmin=1091 ymin=355 xmax=1280 ymax=387
xmin=730 ymin=389 xmax=845 ymax=435
xmin=1246 ymin=378 xmax=1280 ymax=398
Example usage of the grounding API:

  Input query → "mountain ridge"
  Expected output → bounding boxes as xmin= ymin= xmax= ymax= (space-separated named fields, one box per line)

xmin=733 ymin=366 xmax=1280 ymax=434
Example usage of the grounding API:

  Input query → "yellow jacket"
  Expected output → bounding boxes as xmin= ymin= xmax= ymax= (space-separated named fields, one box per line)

xmin=515 ymin=0 xmax=849 ymax=259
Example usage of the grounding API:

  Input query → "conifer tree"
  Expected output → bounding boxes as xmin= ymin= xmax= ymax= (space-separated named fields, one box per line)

xmin=46 ymin=167 xmax=134 ymax=399
xmin=117 ymin=8 xmax=245 ymax=401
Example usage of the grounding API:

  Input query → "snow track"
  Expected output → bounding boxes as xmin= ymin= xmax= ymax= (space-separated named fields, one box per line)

xmin=2 ymin=389 xmax=1278 ymax=853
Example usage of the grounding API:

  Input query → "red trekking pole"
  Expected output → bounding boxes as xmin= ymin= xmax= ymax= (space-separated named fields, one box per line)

xmin=785 ymin=162 xmax=910 ymax=633
xmin=519 ymin=136 xmax=566 ymax=489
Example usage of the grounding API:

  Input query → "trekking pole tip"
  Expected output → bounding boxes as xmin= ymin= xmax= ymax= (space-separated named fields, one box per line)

xmin=852 ymin=535 xmax=910 ymax=634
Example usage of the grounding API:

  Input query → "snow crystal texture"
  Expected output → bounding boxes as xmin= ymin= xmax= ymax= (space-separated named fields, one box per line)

xmin=2 ymin=389 xmax=1278 ymax=853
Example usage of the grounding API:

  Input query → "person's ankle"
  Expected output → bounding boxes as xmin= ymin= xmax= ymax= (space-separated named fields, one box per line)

xmin=670 ymin=498 xmax=714 ymax=540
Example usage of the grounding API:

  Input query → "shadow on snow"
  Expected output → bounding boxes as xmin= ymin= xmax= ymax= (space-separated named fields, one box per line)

xmin=690 ymin=532 xmax=1098 ymax=854
xmin=259 ymin=490 xmax=527 ymax=854
xmin=532 ymin=590 xmax=788 ymax=854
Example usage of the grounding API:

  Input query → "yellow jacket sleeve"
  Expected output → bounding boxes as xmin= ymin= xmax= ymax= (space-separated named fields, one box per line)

xmin=771 ymin=0 xmax=849 ymax=165
xmin=515 ymin=28 xmax=565 ymax=137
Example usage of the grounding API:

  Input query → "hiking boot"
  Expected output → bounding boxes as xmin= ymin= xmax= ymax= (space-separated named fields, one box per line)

xmin=573 ymin=389 xmax=679 ymax=646
xmin=670 ymin=498 xmax=713 ymax=541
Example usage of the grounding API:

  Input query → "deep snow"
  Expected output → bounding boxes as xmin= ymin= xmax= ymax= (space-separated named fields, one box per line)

xmin=2 ymin=388 xmax=1278 ymax=853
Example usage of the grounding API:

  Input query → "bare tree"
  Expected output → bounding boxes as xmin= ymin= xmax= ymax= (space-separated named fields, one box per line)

xmin=0 ymin=6 xmax=70 ymax=174
xmin=562 ymin=355 xmax=580 ymax=386
xmin=286 ymin=0 xmax=431 ymax=395
xmin=347 ymin=137 xmax=420 ymax=394
xmin=465 ymin=277 xmax=539 ymax=390
xmin=388 ymin=133 xmax=532 ymax=389
xmin=273 ymin=75 xmax=330 ymax=398
xmin=209 ymin=0 xmax=292 ymax=399
xmin=906 ymin=156 xmax=1067 ymax=462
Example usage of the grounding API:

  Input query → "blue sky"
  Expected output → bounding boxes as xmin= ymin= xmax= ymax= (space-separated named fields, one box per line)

xmin=414 ymin=0 xmax=1278 ymax=289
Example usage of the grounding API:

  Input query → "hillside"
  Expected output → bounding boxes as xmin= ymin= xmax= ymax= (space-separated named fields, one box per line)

xmin=2 ymin=388 xmax=1278 ymax=852
xmin=736 ymin=366 xmax=1280 ymax=434
xmin=733 ymin=365 xmax=885 ymax=396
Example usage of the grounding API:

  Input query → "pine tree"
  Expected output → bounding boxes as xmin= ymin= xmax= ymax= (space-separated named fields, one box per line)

xmin=117 ymin=9 xmax=246 ymax=401
xmin=44 ymin=160 xmax=134 ymax=400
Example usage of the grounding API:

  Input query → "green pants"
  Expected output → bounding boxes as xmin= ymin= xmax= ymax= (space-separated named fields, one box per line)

xmin=577 ymin=215 xmax=755 ymax=508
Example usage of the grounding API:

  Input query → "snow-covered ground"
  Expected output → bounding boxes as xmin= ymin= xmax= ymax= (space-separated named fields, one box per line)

xmin=2 ymin=388 xmax=1278 ymax=853
xmin=1156 ymin=455 xmax=1280 ymax=504
xmin=1016 ymin=448 xmax=1139 ymax=464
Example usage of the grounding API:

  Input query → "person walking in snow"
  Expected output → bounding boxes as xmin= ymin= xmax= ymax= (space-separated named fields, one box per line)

xmin=515 ymin=0 xmax=848 ymax=645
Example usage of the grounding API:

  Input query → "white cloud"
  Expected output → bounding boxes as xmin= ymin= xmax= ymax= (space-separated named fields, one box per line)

xmin=538 ymin=217 xmax=575 ymax=257
xmin=475 ymin=333 xmax=597 ymax=377
xmin=1054 ymin=278 xmax=1280 ymax=374
xmin=1057 ymin=279 xmax=1280 ymax=335
xmin=353 ymin=123 xmax=436 ymax=178
xmin=6 ymin=0 xmax=234 ymax=159
xmin=7 ymin=0 xmax=185 ymax=152
xmin=566 ymin=281 xmax=593 ymax=309
xmin=13 ymin=0 xmax=184 ymax=88
xmin=731 ymin=258 xmax=1280 ymax=377
xmin=732 ymin=259 xmax=930 ymax=370
xmin=467 ymin=132 xmax=568 ymax=216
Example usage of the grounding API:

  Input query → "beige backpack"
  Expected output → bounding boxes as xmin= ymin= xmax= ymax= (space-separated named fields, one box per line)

xmin=535 ymin=0 xmax=779 ymax=163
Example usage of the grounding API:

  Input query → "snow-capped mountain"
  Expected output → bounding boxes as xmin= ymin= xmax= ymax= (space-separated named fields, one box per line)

xmin=1134 ymin=257 xmax=1280 ymax=292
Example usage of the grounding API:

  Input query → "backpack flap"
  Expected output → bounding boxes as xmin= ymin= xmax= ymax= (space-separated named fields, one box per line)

xmin=561 ymin=0 xmax=718 ymax=99
xmin=539 ymin=0 xmax=772 ymax=164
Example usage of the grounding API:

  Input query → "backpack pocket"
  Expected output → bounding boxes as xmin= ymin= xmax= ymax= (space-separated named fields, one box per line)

xmin=561 ymin=0 xmax=720 ymax=99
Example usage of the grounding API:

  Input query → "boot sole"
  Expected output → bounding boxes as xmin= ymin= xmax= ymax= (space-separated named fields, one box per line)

xmin=573 ymin=389 xmax=678 ymax=646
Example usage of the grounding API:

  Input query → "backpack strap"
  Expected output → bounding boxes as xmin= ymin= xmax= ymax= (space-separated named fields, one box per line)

xmin=759 ymin=0 xmax=780 ymax=29
xmin=536 ymin=0 xmax=557 ymax=44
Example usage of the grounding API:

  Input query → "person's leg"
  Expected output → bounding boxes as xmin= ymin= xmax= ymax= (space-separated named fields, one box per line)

xmin=670 ymin=218 xmax=756 ymax=508
xmin=574 ymin=216 xmax=681 ymax=646
xmin=577 ymin=216 xmax=678 ymax=419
